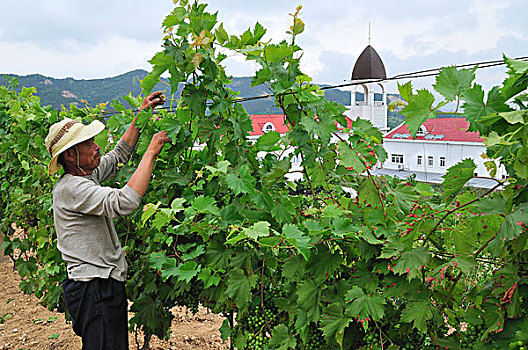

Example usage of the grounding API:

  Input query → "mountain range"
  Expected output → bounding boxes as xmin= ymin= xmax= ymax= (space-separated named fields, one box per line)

xmin=0 ymin=70 xmax=404 ymax=126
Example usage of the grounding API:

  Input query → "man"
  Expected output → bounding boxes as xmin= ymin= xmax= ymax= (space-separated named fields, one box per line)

xmin=45 ymin=91 xmax=170 ymax=349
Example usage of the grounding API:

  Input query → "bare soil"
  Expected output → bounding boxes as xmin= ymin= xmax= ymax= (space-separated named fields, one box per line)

xmin=0 ymin=261 xmax=228 ymax=350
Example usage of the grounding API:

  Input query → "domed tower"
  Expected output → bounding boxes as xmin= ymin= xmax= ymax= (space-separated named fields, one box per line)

xmin=345 ymin=44 xmax=388 ymax=133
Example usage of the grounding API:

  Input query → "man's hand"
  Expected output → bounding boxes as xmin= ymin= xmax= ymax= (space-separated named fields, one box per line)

xmin=140 ymin=91 xmax=166 ymax=111
xmin=147 ymin=131 xmax=170 ymax=157
xmin=127 ymin=131 xmax=171 ymax=197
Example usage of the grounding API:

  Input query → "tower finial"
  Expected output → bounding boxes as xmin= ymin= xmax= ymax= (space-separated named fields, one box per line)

xmin=368 ymin=22 xmax=371 ymax=45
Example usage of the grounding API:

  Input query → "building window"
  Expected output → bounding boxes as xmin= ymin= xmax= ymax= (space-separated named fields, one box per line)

xmin=417 ymin=155 xmax=423 ymax=165
xmin=440 ymin=157 xmax=446 ymax=167
xmin=391 ymin=154 xmax=404 ymax=164
xmin=262 ymin=122 xmax=275 ymax=133
xmin=427 ymin=156 xmax=434 ymax=166
xmin=416 ymin=125 xmax=428 ymax=136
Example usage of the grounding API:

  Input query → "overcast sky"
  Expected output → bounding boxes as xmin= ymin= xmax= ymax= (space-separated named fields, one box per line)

xmin=1 ymin=0 xmax=526 ymax=93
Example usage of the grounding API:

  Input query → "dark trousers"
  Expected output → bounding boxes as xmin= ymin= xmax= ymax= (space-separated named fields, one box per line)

xmin=62 ymin=277 xmax=128 ymax=350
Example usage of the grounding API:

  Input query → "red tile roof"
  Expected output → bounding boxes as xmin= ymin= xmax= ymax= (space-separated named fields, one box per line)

xmin=384 ymin=118 xmax=483 ymax=143
xmin=249 ymin=114 xmax=290 ymax=136
xmin=248 ymin=115 xmax=357 ymax=135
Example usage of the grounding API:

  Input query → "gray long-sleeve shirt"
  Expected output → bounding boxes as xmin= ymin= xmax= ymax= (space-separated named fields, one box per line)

xmin=53 ymin=139 xmax=142 ymax=282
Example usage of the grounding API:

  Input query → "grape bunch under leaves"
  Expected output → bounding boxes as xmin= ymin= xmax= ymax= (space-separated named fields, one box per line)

xmin=303 ymin=322 xmax=326 ymax=350
xmin=460 ymin=323 xmax=485 ymax=349
xmin=233 ymin=288 xmax=285 ymax=349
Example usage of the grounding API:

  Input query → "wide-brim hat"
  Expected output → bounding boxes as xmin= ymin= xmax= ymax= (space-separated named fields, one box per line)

xmin=45 ymin=117 xmax=105 ymax=175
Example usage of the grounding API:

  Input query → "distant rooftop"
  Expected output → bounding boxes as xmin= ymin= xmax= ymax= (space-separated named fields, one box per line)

xmin=351 ymin=45 xmax=387 ymax=80
xmin=249 ymin=114 xmax=290 ymax=136
xmin=385 ymin=118 xmax=483 ymax=143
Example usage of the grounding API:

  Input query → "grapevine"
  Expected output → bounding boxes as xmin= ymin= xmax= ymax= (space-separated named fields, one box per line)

xmin=1 ymin=1 xmax=528 ymax=349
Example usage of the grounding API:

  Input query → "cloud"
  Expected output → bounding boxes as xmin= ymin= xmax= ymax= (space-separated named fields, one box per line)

xmin=0 ymin=0 xmax=526 ymax=91
xmin=307 ymin=50 xmax=354 ymax=85
xmin=497 ymin=0 xmax=527 ymax=33
xmin=0 ymin=35 xmax=160 ymax=79
xmin=0 ymin=0 xmax=172 ymax=46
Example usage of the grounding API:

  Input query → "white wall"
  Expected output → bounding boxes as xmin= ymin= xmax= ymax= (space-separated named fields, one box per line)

xmin=382 ymin=139 xmax=502 ymax=178
xmin=345 ymin=82 xmax=388 ymax=132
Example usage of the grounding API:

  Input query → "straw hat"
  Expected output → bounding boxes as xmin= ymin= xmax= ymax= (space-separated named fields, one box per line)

xmin=45 ymin=118 xmax=105 ymax=175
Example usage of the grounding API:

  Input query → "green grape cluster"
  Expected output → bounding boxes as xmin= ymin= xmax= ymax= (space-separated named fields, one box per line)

xmin=509 ymin=340 xmax=527 ymax=350
xmin=460 ymin=324 xmax=485 ymax=349
xmin=238 ymin=305 xmax=271 ymax=350
xmin=246 ymin=331 xmax=265 ymax=349
xmin=234 ymin=288 xmax=286 ymax=349
xmin=175 ymin=281 xmax=202 ymax=314
xmin=363 ymin=331 xmax=383 ymax=349
xmin=399 ymin=330 xmax=428 ymax=350
xmin=363 ymin=330 xmax=433 ymax=350
xmin=304 ymin=322 xmax=325 ymax=350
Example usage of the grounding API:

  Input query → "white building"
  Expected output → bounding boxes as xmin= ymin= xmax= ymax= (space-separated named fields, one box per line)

xmin=382 ymin=118 xmax=505 ymax=177
xmin=344 ymin=45 xmax=389 ymax=133
xmin=243 ymin=44 xmax=505 ymax=188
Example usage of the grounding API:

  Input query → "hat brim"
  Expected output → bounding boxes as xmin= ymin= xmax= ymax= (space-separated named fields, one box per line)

xmin=48 ymin=120 xmax=106 ymax=176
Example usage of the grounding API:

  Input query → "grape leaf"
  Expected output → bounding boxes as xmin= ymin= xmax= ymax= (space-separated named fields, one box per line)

xmin=484 ymin=131 xmax=515 ymax=147
xmin=393 ymin=247 xmax=431 ymax=280
xmin=498 ymin=202 xmax=528 ymax=243
xmin=300 ymin=113 xmax=336 ymax=144
xmin=332 ymin=217 xmax=358 ymax=238
xmin=400 ymin=300 xmax=433 ymax=332
xmin=398 ymin=81 xmax=413 ymax=102
xmin=152 ymin=209 xmax=171 ymax=230
xmin=226 ymin=268 xmax=257 ymax=309
xmin=141 ymin=202 xmax=161 ymax=225
xmin=255 ymin=130 xmax=281 ymax=151
xmin=15 ymin=257 xmax=37 ymax=278
xmin=141 ymin=52 xmax=173 ymax=95
xmin=191 ymin=195 xmax=220 ymax=215
xmin=387 ymin=183 xmax=419 ymax=213
xmin=219 ymin=319 xmax=231 ymax=342
xmin=243 ymin=221 xmax=270 ymax=241
xmin=322 ymin=203 xmax=349 ymax=218
xmin=174 ymin=261 xmax=201 ymax=282
xmin=160 ymin=117 xmax=181 ymax=143
xmin=149 ymin=251 xmax=167 ymax=271
xmin=454 ymin=254 xmax=477 ymax=274
xmin=225 ymin=165 xmax=256 ymax=195
xmin=270 ymin=196 xmax=295 ymax=224
xmin=181 ymin=245 xmax=205 ymax=261
xmin=264 ymin=44 xmax=295 ymax=63
xmin=500 ymin=110 xmax=527 ymax=124
xmin=505 ymin=56 xmax=528 ymax=74
xmin=433 ymin=66 xmax=476 ymax=101
xmin=160 ymin=257 xmax=179 ymax=281
xmin=197 ymin=268 xmax=221 ymax=288
xmin=320 ymin=303 xmax=352 ymax=347
xmin=253 ymin=22 xmax=267 ymax=41
xmin=282 ymin=224 xmax=311 ymax=260
xmin=297 ymin=279 xmax=322 ymax=322
xmin=268 ymin=324 xmax=297 ymax=350
xmin=171 ymin=198 xmax=186 ymax=212
xmin=345 ymin=286 xmax=386 ymax=323
xmin=337 ymin=142 xmax=366 ymax=173
xmin=462 ymin=85 xmax=511 ymax=131
xmin=129 ymin=296 xmax=163 ymax=332
xmin=442 ymin=159 xmax=476 ymax=205
xmin=162 ymin=7 xmax=186 ymax=28
xmin=401 ymin=89 xmax=437 ymax=138
xmin=472 ymin=195 xmax=507 ymax=215
xmin=351 ymin=118 xmax=383 ymax=144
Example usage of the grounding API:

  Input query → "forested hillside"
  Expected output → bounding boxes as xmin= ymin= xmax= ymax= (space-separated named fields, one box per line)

xmin=0 ymin=71 xmax=399 ymax=117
